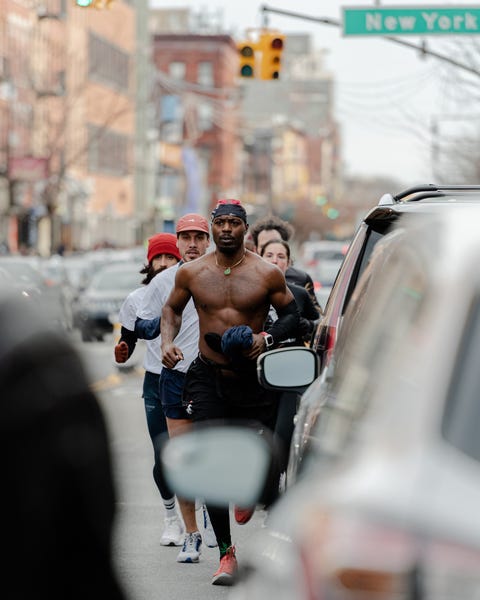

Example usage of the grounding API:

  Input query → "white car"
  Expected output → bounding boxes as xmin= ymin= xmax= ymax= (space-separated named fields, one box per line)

xmin=163 ymin=205 xmax=480 ymax=599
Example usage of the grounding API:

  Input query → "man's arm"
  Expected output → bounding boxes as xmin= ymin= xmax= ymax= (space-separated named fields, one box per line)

xmin=266 ymin=299 xmax=300 ymax=345
xmin=134 ymin=268 xmax=174 ymax=340
xmin=114 ymin=326 xmax=137 ymax=362
xmin=286 ymin=265 xmax=322 ymax=314
xmin=265 ymin=271 xmax=300 ymax=346
xmin=134 ymin=316 xmax=160 ymax=340
xmin=243 ymin=270 xmax=299 ymax=360
xmin=115 ymin=290 xmax=139 ymax=361
xmin=160 ymin=268 xmax=192 ymax=368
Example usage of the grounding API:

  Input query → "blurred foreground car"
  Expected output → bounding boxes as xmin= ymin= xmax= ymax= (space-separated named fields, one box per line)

xmin=162 ymin=206 xmax=480 ymax=600
xmin=74 ymin=262 xmax=141 ymax=341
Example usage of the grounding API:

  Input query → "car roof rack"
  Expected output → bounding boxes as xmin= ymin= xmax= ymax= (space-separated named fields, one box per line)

xmin=393 ymin=184 xmax=480 ymax=202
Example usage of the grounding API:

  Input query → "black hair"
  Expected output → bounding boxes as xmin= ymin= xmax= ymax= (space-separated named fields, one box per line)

xmin=140 ymin=263 xmax=156 ymax=285
xmin=250 ymin=215 xmax=294 ymax=246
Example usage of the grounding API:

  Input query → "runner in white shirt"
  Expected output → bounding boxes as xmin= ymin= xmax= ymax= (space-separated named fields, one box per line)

xmin=135 ymin=213 xmax=217 ymax=563
xmin=114 ymin=233 xmax=184 ymax=546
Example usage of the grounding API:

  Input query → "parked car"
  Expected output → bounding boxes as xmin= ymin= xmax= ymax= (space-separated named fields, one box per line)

xmin=38 ymin=256 xmax=75 ymax=330
xmin=311 ymin=183 xmax=480 ymax=371
xmin=301 ymin=239 xmax=347 ymax=271
xmin=62 ymin=254 xmax=95 ymax=296
xmin=0 ymin=264 xmax=37 ymax=302
xmin=0 ymin=257 xmax=44 ymax=298
xmin=300 ymin=240 xmax=348 ymax=309
xmin=281 ymin=184 xmax=480 ymax=487
xmin=162 ymin=205 xmax=480 ymax=600
xmin=74 ymin=261 xmax=142 ymax=341
xmin=0 ymin=255 xmax=72 ymax=330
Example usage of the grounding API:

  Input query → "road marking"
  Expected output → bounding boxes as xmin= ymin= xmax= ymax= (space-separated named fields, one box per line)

xmin=90 ymin=367 xmax=146 ymax=392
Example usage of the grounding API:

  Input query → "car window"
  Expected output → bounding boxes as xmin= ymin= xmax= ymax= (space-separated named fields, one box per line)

xmin=342 ymin=228 xmax=384 ymax=316
xmin=0 ymin=261 xmax=44 ymax=286
xmin=309 ymin=240 xmax=428 ymax=465
xmin=89 ymin=267 xmax=140 ymax=292
xmin=323 ymin=225 xmax=367 ymax=317
xmin=442 ymin=297 xmax=480 ymax=463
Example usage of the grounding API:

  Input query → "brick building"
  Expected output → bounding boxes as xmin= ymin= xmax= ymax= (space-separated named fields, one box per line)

xmin=0 ymin=0 xmax=138 ymax=253
xmin=151 ymin=33 xmax=241 ymax=221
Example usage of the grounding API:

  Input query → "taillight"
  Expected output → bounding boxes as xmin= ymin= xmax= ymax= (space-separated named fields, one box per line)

xmin=299 ymin=511 xmax=415 ymax=600
xmin=299 ymin=509 xmax=480 ymax=599
xmin=324 ymin=326 xmax=336 ymax=366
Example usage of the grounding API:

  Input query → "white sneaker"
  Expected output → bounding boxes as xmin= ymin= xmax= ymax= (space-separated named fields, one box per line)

xmin=202 ymin=505 xmax=218 ymax=548
xmin=176 ymin=532 xmax=202 ymax=563
xmin=160 ymin=515 xmax=184 ymax=547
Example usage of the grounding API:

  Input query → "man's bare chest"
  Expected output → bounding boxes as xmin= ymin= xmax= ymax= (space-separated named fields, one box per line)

xmin=191 ymin=271 xmax=269 ymax=313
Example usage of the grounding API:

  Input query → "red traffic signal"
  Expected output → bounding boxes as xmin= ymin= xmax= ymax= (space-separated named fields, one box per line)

xmin=259 ymin=32 xmax=285 ymax=80
xmin=271 ymin=37 xmax=284 ymax=50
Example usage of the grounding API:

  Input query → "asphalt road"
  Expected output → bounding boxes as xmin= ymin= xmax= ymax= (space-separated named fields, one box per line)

xmin=76 ymin=335 xmax=265 ymax=600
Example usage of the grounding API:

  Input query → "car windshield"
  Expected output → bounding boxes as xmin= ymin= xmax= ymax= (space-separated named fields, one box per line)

xmin=0 ymin=267 xmax=15 ymax=284
xmin=0 ymin=260 xmax=44 ymax=286
xmin=442 ymin=296 xmax=480 ymax=463
xmin=89 ymin=265 xmax=141 ymax=292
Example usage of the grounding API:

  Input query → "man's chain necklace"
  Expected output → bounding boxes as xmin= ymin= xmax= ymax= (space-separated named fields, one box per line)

xmin=214 ymin=251 xmax=246 ymax=275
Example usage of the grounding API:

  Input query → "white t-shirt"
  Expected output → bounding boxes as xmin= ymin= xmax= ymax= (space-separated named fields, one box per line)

xmin=136 ymin=263 xmax=199 ymax=374
xmin=118 ymin=286 xmax=162 ymax=375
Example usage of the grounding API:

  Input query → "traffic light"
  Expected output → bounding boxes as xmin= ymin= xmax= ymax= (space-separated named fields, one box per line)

xmin=259 ymin=32 xmax=285 ymax=80
xmin=237 ymin=41 xmax=257 ymax=78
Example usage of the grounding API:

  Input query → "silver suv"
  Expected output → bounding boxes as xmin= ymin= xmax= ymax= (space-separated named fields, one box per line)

xmin=295 ymin=184 xmax=480 ymax=484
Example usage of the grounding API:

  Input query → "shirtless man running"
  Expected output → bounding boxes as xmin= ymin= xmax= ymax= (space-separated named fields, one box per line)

xmin=161 ymin=199 xmax=299 ymax=586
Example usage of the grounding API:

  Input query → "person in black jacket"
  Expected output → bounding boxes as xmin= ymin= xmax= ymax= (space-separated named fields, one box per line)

xmin=260 ymin=239 xmax=319 ymax=345
xmin=260 ymin=239 xmax=319 ymax=499
xmin=250 ymin=214 xmax=322 ymax=314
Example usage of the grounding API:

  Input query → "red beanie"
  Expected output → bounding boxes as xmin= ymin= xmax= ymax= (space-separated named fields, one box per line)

xmin=147 ymin=233 xmax=181 ymax=263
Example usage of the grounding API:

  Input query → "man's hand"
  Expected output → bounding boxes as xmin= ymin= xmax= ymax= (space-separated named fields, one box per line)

xmin=114 ymin=341 xmax=129 ymax=363
xmin=242 ymin=333 xmax=266 ymax=360
xmin=161 ymin=343 xmax=184 ymax=368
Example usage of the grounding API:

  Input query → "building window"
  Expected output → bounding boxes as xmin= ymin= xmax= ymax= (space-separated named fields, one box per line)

xmin=197 ymin=61 xmax=213 ymax=86
xmin=88 ymin=124 xmax=130 ymax=176
xmin=198 ymin=102 xmax=213 ymax=131
xmin=169 ymin=61 xmax=185 ymax=80
xmin=89 ymin=33 xmax=130 ymax=92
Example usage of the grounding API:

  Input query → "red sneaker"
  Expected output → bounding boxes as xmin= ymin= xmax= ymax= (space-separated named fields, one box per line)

xmin=211 ymin=546 xmax=238 ymax=586
xmin=234 ymin=505 xmax=255 ymax=525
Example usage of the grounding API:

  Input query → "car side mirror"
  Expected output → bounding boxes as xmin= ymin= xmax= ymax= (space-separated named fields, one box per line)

xmin=161 ymin=426 xmax=272 ymax=507
xmin=257 ymin=347 xmax=320 ymax=392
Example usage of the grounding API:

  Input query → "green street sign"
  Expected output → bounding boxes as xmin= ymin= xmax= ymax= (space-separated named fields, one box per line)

xmin=343 ymin=6 xmax=480 ymax=36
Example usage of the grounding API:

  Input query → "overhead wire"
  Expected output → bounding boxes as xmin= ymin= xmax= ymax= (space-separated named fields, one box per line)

xmin=334 ymin=65 xmax=439 ymax=168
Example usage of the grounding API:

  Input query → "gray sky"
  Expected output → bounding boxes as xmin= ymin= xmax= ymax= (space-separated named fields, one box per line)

xmin=151 ymin=0 xmax=480 ymax=184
